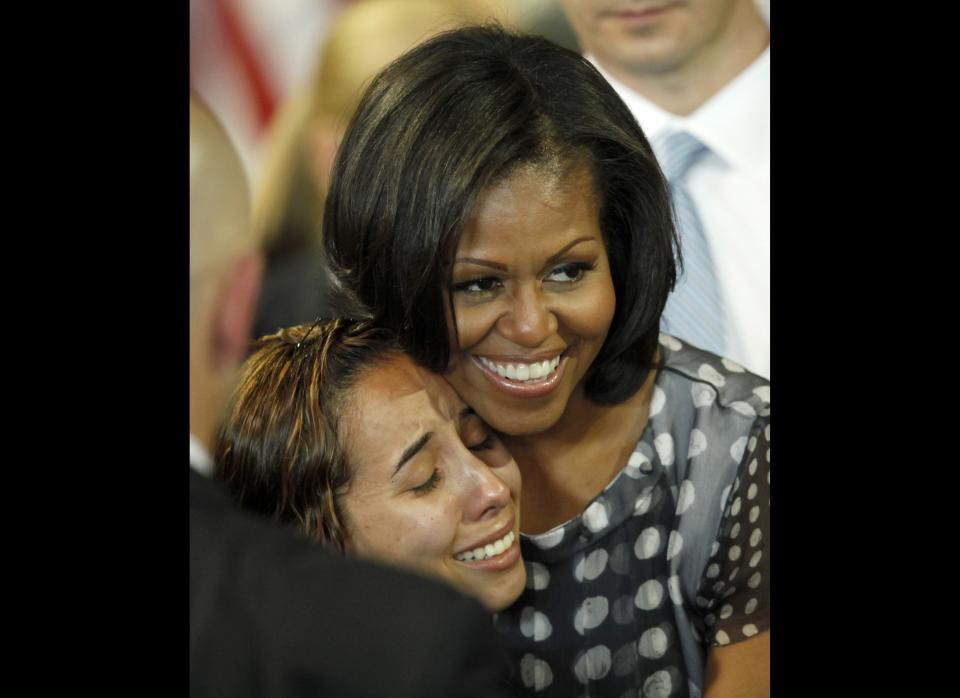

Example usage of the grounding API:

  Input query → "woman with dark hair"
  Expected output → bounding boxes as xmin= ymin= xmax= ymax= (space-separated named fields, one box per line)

xmin=215 ymin=318 xmax=527 ymax=613
xmin=323 ymin=25 xmax=770 ymax=697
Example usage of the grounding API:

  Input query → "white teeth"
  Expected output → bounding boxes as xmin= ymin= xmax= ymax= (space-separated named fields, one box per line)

xmin=456 ymin=530 xmax=515 ymax=562
xmin=477 ymin=356 xmax=562 ymax=383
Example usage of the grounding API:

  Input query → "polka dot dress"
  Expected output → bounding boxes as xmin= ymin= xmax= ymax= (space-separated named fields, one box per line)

xmin=495 ymin=335 xmax=770 ymax=697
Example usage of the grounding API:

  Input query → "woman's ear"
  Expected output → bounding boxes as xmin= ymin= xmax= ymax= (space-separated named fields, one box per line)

xmin=305 ymin=115 xmax=345 ymax=198
xmin=213 ymin=251 xmax=264 ymax=369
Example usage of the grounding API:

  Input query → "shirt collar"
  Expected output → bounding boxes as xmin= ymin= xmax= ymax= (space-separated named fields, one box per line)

xmin=190 ymin=433 xmax=214 ymax=477
xmin=588 ymin=47 xmax=769 ymax=173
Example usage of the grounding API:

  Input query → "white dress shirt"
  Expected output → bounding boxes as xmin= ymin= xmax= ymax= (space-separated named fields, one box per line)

xmin=592 ymin=49 xmax=770 ymax=378
xmin=190 ymin=433 xmax=214 ymax=477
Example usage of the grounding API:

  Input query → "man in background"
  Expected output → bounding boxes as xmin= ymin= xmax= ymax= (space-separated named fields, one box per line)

xmin=561 ymin=0 xmax=770 ymax=378
xmin=189 ymin=94 xmax=509 ymax=698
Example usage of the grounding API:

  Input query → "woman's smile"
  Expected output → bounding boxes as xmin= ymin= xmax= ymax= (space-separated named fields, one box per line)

xmin=471 ymin=352 xmax=569 ymax=398
xmin=445 ymin=161 xmax=616 ymax=437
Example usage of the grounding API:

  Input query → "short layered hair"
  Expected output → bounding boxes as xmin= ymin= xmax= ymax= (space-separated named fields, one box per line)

xmin=214 ymin=319 xmax=400 ymax=551
xmin=323 ymin=25 xmax=678 ymax=404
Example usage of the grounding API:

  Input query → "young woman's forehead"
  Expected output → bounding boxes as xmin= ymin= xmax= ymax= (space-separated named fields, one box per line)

xmin=354 ymin=354 xmax=463 ymax=419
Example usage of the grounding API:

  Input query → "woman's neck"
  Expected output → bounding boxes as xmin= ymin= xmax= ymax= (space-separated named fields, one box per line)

xmin=501 ymin=363 xmax=658 ymax=535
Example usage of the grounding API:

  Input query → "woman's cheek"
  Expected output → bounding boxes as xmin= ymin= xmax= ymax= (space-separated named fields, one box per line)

xmin=452 ymin=304 xmax=494 ymax=351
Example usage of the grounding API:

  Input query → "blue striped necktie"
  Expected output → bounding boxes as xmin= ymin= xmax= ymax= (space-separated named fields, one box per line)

xmin=656 ymin=130 xmax=726 ymax=356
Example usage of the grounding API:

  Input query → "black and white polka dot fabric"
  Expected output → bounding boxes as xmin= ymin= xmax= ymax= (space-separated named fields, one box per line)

xmin=495 ymin=334 xmax=770 ymax=697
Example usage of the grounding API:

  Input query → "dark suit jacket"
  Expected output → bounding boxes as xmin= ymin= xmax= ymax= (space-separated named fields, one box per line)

xmin=190 ymin=468 xmax=513 ymax=697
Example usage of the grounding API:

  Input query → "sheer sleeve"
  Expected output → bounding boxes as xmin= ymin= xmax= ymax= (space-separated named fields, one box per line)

xmin=697 ymin=417 xmax=770 ymax=646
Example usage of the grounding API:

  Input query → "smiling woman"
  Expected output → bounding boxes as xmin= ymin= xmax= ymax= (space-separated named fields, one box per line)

xmin=214 ymin=319 xmax=526 ymax=611
xmin=322 ymin=24 xmax=770 ymax=698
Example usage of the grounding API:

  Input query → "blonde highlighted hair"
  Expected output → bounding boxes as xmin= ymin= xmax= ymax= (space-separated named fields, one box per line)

xmin=214 ymin=319 xmax=399 ymax=551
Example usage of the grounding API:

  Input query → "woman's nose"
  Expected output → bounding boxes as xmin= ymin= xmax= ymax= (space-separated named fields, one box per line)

xmin=462 ymin=459 xmax=512 ymax=522
xmin=496 ymin=285 xmax=557 ymax=348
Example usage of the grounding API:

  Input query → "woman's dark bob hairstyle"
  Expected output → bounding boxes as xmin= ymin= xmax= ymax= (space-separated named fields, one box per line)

xmin=323 ymin=25 xmax=678 ymax=404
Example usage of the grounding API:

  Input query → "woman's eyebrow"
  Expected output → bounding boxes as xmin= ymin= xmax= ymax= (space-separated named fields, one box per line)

xmin=393 ymin=431 xmax=432 ymax=476
xmin=453 ymin=237 xmax=598 ymax=270
xmin=452 ymin=257 xmax=507 ymax=271
xmin=545 ymin=236 xmax=597 ymax=265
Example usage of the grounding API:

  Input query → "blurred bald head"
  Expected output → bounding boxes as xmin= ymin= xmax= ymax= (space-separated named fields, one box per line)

xmin=189 ymin=94 xmax=263 ymax=449
xmin=190 ymin=96 xmax=253 ymax=299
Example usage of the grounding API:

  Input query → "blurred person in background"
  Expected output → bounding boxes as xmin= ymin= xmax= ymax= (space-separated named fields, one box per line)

xmin=189 ymin=93 xmax=513 ymax=698
xmin=560 ymin=0 xmax=770 ymax=378
xmin=250 ymin=0 xmax=514 ymax=339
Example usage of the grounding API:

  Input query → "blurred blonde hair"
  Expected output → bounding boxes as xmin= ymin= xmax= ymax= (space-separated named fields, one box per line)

xmin=251 ymin=0 xmax=513 ymax=254
xmin=215 ymin=318 xmax=401 ymax=551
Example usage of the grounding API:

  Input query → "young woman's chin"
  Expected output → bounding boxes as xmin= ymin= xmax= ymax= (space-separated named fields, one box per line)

xmin=462 ymin=561 xmax=527 ymax=612
xmin=345 ymin=538 xmax=526 ymax=612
